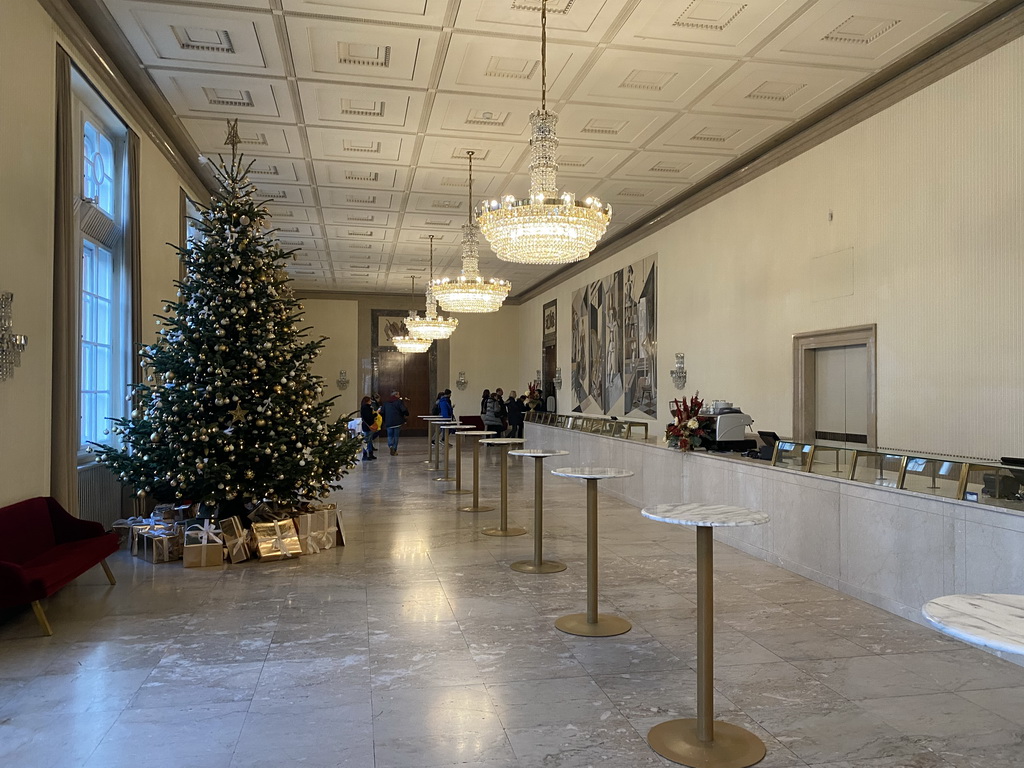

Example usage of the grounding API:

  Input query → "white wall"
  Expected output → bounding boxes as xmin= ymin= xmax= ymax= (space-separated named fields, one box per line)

xmin=0 ymin=0 xmax=204 ymax=507
xmin=521 ymin=35 xmax=1024 ymax=461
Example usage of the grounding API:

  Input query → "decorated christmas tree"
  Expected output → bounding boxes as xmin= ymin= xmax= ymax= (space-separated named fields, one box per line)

xmin=97 ymin=121 xmax=361 ymax=513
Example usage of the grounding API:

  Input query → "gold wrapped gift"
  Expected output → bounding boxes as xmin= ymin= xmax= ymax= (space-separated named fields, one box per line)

xmin=251 ymin=520 xmax=302 ymax=561
xmin=140 ymin=529 xmax=183 ymax=563
xmin=219 ymin=516 xmax=251 ymax=564
xmin=293 ymin=509 xmax=334 ymax=554
xmin=182 ymin=523 xmax=224 ymax=568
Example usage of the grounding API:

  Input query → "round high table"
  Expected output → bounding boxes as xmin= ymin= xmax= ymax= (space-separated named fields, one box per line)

xmin=452 ymin=430 xmax=495 ymax=503
xmin=640 ymin=502 xmax=770 ymax=768
xmin=479 ymin=438 xmax=526 ymax=537
xmin=508 ymin=449 xmax=569 ymax=574
xmin=435 ymin=423 xmax=473 ymax=481
xmin=420 ymin=415 xmax=447 ymax=466
xmin=551 ymin=467 xmax=634 ymax=637
xmin=430 ymin=420 xmax=460 ymax=471
xmin=458 ymin=431 xmax=497 ymax=513
xmin=922 ymin=594 xmax=1024 ymax=656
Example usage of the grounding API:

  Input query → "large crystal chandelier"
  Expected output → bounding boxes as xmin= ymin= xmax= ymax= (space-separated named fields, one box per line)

xmin=478 ymin=0 xmax=611 ymax=265
xmin=403 ymin=235 xmax=459 ymax=340
xmin=392 ymin=277 xmax=433 ymax=354
xmin=431 ymin=151 xmax=511 ymax=313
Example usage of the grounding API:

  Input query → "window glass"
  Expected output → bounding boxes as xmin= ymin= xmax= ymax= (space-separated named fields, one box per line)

xmin=83 ymin=120 xmax=115 ymax=216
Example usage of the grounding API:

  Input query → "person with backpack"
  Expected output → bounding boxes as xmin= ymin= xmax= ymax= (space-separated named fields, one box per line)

xmin=482 ymin=390 xmax=504 ymax=433
xmin=381 ymin=390 xmax=410 ymax=455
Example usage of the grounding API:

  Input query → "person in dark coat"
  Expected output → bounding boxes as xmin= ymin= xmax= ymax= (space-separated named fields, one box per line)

xmin=506 ymin=395 xmax=526 ymax=439
xmin=381 ymin=390 xmax=410 ymax=455
xmin=360 ymin=395 xmax=378 ymax=461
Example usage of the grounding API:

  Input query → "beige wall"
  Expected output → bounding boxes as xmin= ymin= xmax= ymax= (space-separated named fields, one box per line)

xmin=300 ymin=297 xmax=360 ymax=418
xmin=521 ymin=35 xmax=1024 ymax=461
xmin=0 ymin=0 xmax=203 ymax=507
xmin=447 ymin=305 xmax=521 ymax=419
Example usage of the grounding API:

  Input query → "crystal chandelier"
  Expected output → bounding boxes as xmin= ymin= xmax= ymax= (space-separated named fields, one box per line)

xmin=431 ymin=151 xmax=511 ymax=313
xmin=392 ymin=277 xmax=433 ymax=354
xmin=478 ymin=0 xmax=611 ymax=265
xmin=403 ymin=235 xmax=459 ymax=340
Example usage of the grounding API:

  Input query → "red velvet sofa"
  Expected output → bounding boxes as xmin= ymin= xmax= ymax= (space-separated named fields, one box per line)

xmin=0 ymin=496 xmax=119 ymax=636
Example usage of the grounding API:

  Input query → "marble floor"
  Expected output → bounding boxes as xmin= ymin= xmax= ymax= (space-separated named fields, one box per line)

xmin=2 ymin=438 xmax=1024 ymax=768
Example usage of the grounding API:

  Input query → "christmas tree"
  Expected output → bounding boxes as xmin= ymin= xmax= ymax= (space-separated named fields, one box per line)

xmin=97 ymin=121 xmax=361 ymax=512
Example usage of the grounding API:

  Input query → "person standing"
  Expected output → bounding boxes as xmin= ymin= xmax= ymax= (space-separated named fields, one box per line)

xmin=360 ymin=395 xmax=378 ymax=461
xmin=482 ymin=390 xmax=504 ymax=433
xmin=381 ymin=390 xmax=409 ymax=455
xmin=439 ymin=389 xmax=454 ymax=420
xmin=506 ymin=394 xmax=526 ymax=439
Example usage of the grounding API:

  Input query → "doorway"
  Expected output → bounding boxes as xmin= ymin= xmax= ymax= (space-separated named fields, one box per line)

xmin=371 ymin=309 xmax=435 ymax=436
xmin=542 ymin=344 xmax=557 ymax=411
xmin=793 ymin=325 xmax=876 ymax=449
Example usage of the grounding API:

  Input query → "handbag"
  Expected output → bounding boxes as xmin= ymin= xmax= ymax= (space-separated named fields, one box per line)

xmin=372 ymin=412 xmax=383 ymax=432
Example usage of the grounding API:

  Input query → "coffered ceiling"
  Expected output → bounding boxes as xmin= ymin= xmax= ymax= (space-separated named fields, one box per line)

xmin=84 ymin=0 xmax=999 ymax=297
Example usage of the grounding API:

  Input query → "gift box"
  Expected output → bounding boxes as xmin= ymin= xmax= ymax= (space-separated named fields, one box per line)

xmin=294 ymin=509 xmax=333 ymax=555
xmin=251 ymin=520 xmax=302 ymax=561
xmin=183 ymin=522 xmax=224 ymax=568
xmin=248 ymin=501 xmax=293 ymax=523
xmin=305 ymin=503 xmax=340 ymax=549
xmin=219 ymin=516 xmax=251 ymax=564
xmin=140 ymin=528 xmax=182 ymax=563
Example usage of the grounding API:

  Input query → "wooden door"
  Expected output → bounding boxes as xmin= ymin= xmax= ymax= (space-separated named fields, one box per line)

xmin=376 ymin=348 xmax=432 ymax=436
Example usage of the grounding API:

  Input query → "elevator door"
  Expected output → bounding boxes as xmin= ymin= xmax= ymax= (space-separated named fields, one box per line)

xmin=814 ymin=344 xmax=868 ymax=447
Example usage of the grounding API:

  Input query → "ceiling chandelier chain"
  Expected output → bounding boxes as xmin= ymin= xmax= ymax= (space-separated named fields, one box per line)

xmin=405 ymin=235 xmax=459 ymax=339
xmin=392 ymin=276 xmax=433 ymax=353
xmin=477 ymin=0 xmax=612 ymax=265
xmin=428 ymin=151 xmax=511 ymax=313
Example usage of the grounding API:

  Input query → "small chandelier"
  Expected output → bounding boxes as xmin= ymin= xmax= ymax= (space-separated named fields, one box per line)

xmin=431 ymin=151 xmax=511 ymax=313
xmin=478 ymin=0 xmax=611 ymax=265
xmin=403 ymin=235 xmax=459 ymax=340
xmin=392 ymin=277 xmax=433 ymax=354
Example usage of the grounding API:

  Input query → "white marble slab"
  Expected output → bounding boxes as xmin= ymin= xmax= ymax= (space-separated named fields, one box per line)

xmin=480 ymin=438 xmax=526 ymax=445
xmin=551 ymin=467 xmax=634 ymax=480
xmin=419 ymin=415 xmax=448 ymax=420
xmin=923 ymin=593 xmax=1024 ymax=655
xmin=641 ymin=502 xmax=769 ymax=528
xmin=460 ymin=430 xmax=497 ymax=437
xmin=509 ymin=449 xmax=569 ymax=458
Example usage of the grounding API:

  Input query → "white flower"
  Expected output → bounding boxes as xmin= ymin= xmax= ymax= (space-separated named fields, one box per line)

xmin=686 ymin=418 xmax=699 ymax=430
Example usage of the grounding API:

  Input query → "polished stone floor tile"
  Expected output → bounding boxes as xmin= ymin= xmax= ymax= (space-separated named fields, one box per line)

xmin=3 ymin=435 xmax=1024 ymax=768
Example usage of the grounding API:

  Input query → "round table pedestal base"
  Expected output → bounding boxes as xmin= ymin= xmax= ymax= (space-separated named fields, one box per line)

xmin=555 ymin=613 xmax=632 ymax=637
xmin=482 ymin=526 xmax=527 ymax=537
xmin=444 ymin=489 xmax=473 ymax=495
xmin=647 ymin=719 xmax=765 ymax=768
xmin=458 ymin=505 xmax=494 ymax=513
xmin=511 ymin=559 xmax=567 ymax=574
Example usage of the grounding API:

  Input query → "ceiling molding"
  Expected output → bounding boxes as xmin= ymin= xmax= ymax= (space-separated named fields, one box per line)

xmin=515 ymin=0 xmax=1024 ymax=304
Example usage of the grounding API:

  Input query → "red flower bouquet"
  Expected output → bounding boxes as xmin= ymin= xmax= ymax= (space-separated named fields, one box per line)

xmin=666 ymin=392 xmax=709 ymax=451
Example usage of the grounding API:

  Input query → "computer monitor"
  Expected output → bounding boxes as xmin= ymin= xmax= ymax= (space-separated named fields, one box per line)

xmin=757 ymin=430 xmax=780 ymax=447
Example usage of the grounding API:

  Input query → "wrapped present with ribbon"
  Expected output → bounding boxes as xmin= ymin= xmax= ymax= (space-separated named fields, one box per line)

xmin=219 ymin=516 xmax=250 ymax=564
xmin=248 ymin=501 xmax=293 ymax=523
xmin=294 ymin=509 xmax=333 ymax=555
xmin=251 ymin=520 xmax=302 ymax=561
xmin=140 ymin=528 xmax=183 ymax=563
xmin=111 ymin=516 xmax=146 ymax=550
xmin=151 ymin=503 xmax=178 ymax=523
xmin=304 ymin=502 xmax=339 ymax=550
xmin=183 ymin=522 xmax=224 ymax=568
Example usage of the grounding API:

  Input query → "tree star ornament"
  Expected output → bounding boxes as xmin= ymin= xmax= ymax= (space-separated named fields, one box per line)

xmin=229 ymin=404 xmax=249 ymax=424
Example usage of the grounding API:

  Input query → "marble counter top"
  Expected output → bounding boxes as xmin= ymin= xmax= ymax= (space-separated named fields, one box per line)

xmin=641 ymin=502 xmax=769 ymax=528
xmin=923 ymin=593 xmax=1024 ymax=655
xmin=551 ymin=467 xmax=634 ymax=480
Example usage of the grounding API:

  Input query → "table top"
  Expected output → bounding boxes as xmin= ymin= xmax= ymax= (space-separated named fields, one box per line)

xmin=480 ymin=438 xmax=526 ymax=446
xmin=439 ymin=423 xmax=474 ymax=430
xmin=419 ymin=415 xmax=448 ymax=420
xmin=460 ymin=430 xmax=496 ymax=437
xmin=641 ymin=502 xmax=769 ymax=528
xmin=510 ymin=449 xmax=570 ymax=458
xmin=551 ymin=467 xmax=634 ymax=480
xmin=922 ymin=593 xmax=1024 ymax=655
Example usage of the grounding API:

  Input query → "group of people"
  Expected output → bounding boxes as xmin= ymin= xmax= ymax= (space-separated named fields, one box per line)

xmin=358 ymin=391 xmax=409 ymax=461
xmin=479 ymin=388 xmax=528 ymax=439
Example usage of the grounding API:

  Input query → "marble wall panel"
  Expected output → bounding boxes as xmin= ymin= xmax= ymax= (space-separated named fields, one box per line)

xmin=963 ymin=521 xmax=1024 ymax=593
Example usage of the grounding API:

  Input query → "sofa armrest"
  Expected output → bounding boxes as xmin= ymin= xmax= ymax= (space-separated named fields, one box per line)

xmin=0 ymin=559 xmax=35 ymax=609
xmin=46 ymin=497 xmax=106 ymax=543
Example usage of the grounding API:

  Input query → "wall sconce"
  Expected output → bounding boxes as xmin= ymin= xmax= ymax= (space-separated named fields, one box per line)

xmin=0 ymin=292 xmax=28 ymax=382
xmin=455 ymin=371 xmax=468 ymax=390
xmin=552 ymin=367 xmax=562 ymax=390
xmin=336 ymin=369 xmax=349 ymax=390
xmin=670 ymin=353 xmax=687 ymax=390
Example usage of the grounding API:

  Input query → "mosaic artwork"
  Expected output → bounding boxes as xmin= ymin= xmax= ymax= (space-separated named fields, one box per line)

xmin=571 ymin=255 xmax=656 ymax=417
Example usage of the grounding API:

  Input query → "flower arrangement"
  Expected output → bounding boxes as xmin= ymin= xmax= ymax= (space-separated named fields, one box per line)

xmin=525 ymin=380 xmax=542 ymax=409
xmin=666 ymin=392 xmax=709 ymax=451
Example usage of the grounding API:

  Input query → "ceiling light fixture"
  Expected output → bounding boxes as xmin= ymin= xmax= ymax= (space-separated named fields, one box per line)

xmin=392 ymin=277 xmax=433 ymax=354
xmin=403 ymin=235 xmax=459 ymax=340
xmin=430 ymin=151 xmax=511 ymax=313
xmin=478 ymin=0 xmax=611 ymax=265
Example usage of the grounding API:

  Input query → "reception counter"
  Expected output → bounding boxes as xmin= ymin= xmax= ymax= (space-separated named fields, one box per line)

xmin=526 ymin=421 xmax=1024 ymax=663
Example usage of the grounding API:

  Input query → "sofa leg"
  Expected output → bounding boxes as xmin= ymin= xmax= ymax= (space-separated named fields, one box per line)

xmin=100 ymin=558 xmax=116 ymax=586
xmin=31 ymin=601 xmax=53 ymax=637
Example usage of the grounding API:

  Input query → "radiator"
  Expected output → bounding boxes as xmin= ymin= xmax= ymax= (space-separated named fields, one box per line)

xmin=78 ymin=463 xmax=133 ymax=526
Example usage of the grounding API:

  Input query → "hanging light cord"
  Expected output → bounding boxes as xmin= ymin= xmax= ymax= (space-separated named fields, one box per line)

xmin=466 ymin=151 xmax=475 ymax=224
xmin=428 ymin=234 xmax=434 ymax=281
xmin=541 ymin=0 xmax=547 ymax=112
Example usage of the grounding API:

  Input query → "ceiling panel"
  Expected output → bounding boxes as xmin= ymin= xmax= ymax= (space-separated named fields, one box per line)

xmin=93 ymin=0 xmax=1002 ymax=297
